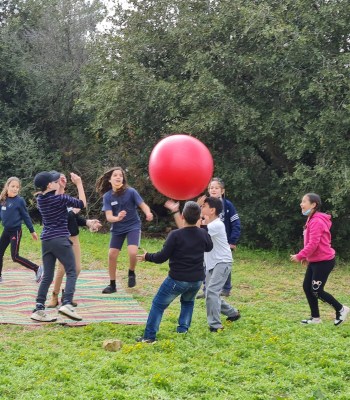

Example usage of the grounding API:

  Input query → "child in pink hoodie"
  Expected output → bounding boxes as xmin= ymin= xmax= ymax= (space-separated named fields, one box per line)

xmin=290 ymin=193 xmax=349 ymax=326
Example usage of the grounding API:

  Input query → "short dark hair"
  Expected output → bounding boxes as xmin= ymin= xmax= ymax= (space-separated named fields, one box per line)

xmin=182 ymin=201 xmax=201 ymax=224
xmin=203 ymin=196 xmax=223 ymax=216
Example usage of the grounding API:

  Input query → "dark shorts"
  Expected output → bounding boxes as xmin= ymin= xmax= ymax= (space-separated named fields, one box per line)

xmin=109 ymin=230 xmax=141 ymax=250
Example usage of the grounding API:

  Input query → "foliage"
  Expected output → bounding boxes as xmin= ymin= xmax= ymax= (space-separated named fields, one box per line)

xmin=1 ymin=230 xmax=350 ymax=399
xmin=1 ymin=0 xmax=350 ymax=254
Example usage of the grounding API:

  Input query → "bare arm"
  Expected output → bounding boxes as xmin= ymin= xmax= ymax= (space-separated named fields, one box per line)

xmin=70 ymin=173 xmax=87 ymax=208
xmin=139 ymin=202 xmax=153 ymax=221
xmin=164 ymin=199 xmax=182 ymax=228
xmin=105 ymin=209 xmax=127 ymax=223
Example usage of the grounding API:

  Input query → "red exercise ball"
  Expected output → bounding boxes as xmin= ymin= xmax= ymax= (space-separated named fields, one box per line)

xmin=149 ymin=134 xmax=214 ymax=200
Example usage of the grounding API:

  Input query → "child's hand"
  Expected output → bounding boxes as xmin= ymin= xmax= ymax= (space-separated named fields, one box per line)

xmin=164 ymin=200 xmax=179 ymax=213
xmin=136 ymin=249 xmax=147 ymax=262
xmin=70 ymin=173 xmax=82 ymax=186
xmin=197 ymin=195 xmax=206 ymax=206
xmin=290 ymin=254 xmax=299 ymax=262
xmin=117 ymin=210 xmax=127 ymax=221
xmin=87 ymin=219 xmax=102 ymax=232
xmin=145 ymin=212 xmax=153 ymax=222
xmin=31 ymin=232 xmax=38 ymax=241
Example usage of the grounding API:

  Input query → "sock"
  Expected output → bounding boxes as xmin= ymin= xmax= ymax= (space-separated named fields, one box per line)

xmin=35 ymin=303 xmax=45 ymax=311
xmin=128 ymin=270 xmax=135 ymax=276
xmin=110 ymin=280 xmax=116 ymax=288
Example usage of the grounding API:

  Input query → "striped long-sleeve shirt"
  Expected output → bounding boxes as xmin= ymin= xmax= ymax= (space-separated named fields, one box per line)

xmin=36 ymin=191 xmax=84 ymax=241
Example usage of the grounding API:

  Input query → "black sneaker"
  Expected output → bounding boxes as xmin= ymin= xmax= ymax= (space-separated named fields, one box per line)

xmin=227 ymin=311 xmax=241 ymax=322
xmin=102 ymin=285 xmax=117 ymax=294
xmin=128 ymin=274 xmax=136 ymax=288
xmin=135 ymin=336 xmax=156 ymax=344
xmin=209 ymin=326 xmax=224 ymax=333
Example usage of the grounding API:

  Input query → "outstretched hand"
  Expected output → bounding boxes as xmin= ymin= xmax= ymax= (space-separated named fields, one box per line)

xmin=290 ymin=254 xmax=299 ymax=263
xmin=70 ymin=173 xmax=82 ymax=186
xmin=164 ymin=199 xmax=179 ymax=213
xmin=136 ymin=249 xmax=147 ymax=262
xmin=87 ymin=219 xmax=102 ymax=232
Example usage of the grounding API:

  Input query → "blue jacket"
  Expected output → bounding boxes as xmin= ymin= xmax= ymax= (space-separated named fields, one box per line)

xmin=0 ymin=196 xmax=35 ymax=233
xmin=220 ymin=198 xmax=241 ymax=245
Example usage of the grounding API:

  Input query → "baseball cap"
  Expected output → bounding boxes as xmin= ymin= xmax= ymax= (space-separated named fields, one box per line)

xmin=34 ymin=171 xmax=61 ymax=191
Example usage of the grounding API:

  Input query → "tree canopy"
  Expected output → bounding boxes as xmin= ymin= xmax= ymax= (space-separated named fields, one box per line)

xmin=1 ymin=0 xmax=350 ymax=255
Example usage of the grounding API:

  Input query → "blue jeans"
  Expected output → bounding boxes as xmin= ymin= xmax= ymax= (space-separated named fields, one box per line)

xmin=143 ymin=276 xmax=202 ymax=340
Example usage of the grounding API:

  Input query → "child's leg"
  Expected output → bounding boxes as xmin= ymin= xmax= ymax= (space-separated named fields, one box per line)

xmin=126 ymin=230 xmax=141 ymax=271
xmin=10 ymin=229 xmax=39 ymax=272
xmin=71 ymin=236 xmax=82 ymax=276
xmin=205 ymin=263 xmax=231 ymax=329
xmin=54 ymin=237 xmax=77 ymax=306
xmin=36 ymin=241 xmax=57 ymax=308
xmin=144 ymin=276 xmax=182 ymax=340
xmin=108 ymin=234 xmax=125 ymax=280
xmin=177 ymin=281 xmax=202 ymax=333
xmin=222 ymin=272 xmax=232 ymax=295
xmin=0 ymin=230 xmax=11 ymax=277
xmin=108 ymin=248 xmax=120 ymax=280
xmin=126 ymin=230 xmax=140 ymax=287
xmin=308 ymin=259 xmax=342 ymax=313
xmin=303 ymin=263 xmax=320 ymax=318
xmin=52 ymin=261 xmax=65 ymax=295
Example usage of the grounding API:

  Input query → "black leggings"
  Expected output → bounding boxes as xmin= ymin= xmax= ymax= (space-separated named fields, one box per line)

xmin=303 ymin=258 xmax=342 ymax=318
xmin=0 ymin=228 xmax=39 ymax=276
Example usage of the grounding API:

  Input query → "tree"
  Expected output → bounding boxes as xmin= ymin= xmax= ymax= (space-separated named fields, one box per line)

xmin=79 ymin=0 xmax=350 ymax=255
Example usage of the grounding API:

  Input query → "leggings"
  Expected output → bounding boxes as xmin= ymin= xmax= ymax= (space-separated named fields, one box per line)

xmin=303 ymin=258 xmax=342 ymax=318
xmin=0 ymin=228 xmax=39 ymax=275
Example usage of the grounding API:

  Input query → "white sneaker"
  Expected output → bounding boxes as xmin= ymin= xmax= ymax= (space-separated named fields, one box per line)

xmin=35 ymin=266 xmax=43 ymax=283
xmin=59 ymin=304 xmax=82 ymax=321
xmin=334 ymin=305 xmax=350 ymax=326
xmin=301 ymin=317 xmax=322 ymax=324
xmin=31 ymin=309 xmax=57 ymax=322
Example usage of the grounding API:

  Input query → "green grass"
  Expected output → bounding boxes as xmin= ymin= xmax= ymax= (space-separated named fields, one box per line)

xmin=0 ymin=226 xmax=349 ymax=399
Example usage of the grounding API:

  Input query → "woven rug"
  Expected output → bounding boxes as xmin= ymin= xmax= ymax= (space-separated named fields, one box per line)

xmin=0 ymin=270 xmax=148 ymax=326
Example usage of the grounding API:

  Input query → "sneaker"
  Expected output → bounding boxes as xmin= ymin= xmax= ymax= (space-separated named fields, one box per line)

xmin=196 ymin=292 xmax=205 ymax=299
xmin=135 ymin=336 xmax=157 ymax=344
xmin=102 ymin=285 xmax=117 ymax=294
xmin=301 ymin=317 xmax=322 ymax=324
xmin=227 ymin=311 xmax=241 ymax=322
xmin=31 ymin=309 xmax=57 ymax=322
xmin=35 ymin=266 xmax=43 ymax=283
xmin=58 ymin=304 xmax=82 ymax=321
xmin=334 ymin=305 xmax=350 ymax=326
xmin=221 ymin=290 xmax=231 ymax=297
xmin=128 ymin=274 xmax=136 ymax=288
xmin=209 ymin=326 xmax=225 ymax=332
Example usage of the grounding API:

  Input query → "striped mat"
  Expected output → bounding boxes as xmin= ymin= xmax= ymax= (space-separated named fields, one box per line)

xmin=0 ymin=270 xmax=148 ymax=326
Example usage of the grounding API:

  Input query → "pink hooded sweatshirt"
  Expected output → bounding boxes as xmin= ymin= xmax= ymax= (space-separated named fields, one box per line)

xmin=296 ymin=212 xmax=335 ymax=263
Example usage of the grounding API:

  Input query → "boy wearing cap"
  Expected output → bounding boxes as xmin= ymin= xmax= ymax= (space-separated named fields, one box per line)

xmin=31 ymin=171 xmax=86 ymax=322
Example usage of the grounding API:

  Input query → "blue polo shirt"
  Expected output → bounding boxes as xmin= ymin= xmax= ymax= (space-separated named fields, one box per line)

xmin=102 ymin=187 xmax=143 ymax=234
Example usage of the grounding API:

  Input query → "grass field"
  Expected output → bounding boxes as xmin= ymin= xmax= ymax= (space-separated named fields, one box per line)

xmin=0 ymin=226 xmax=349 ymax=400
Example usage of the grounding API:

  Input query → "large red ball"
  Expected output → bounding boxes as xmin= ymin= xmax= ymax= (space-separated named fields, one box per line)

xmin=149 ymin=135 xmax=214 ymax=200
